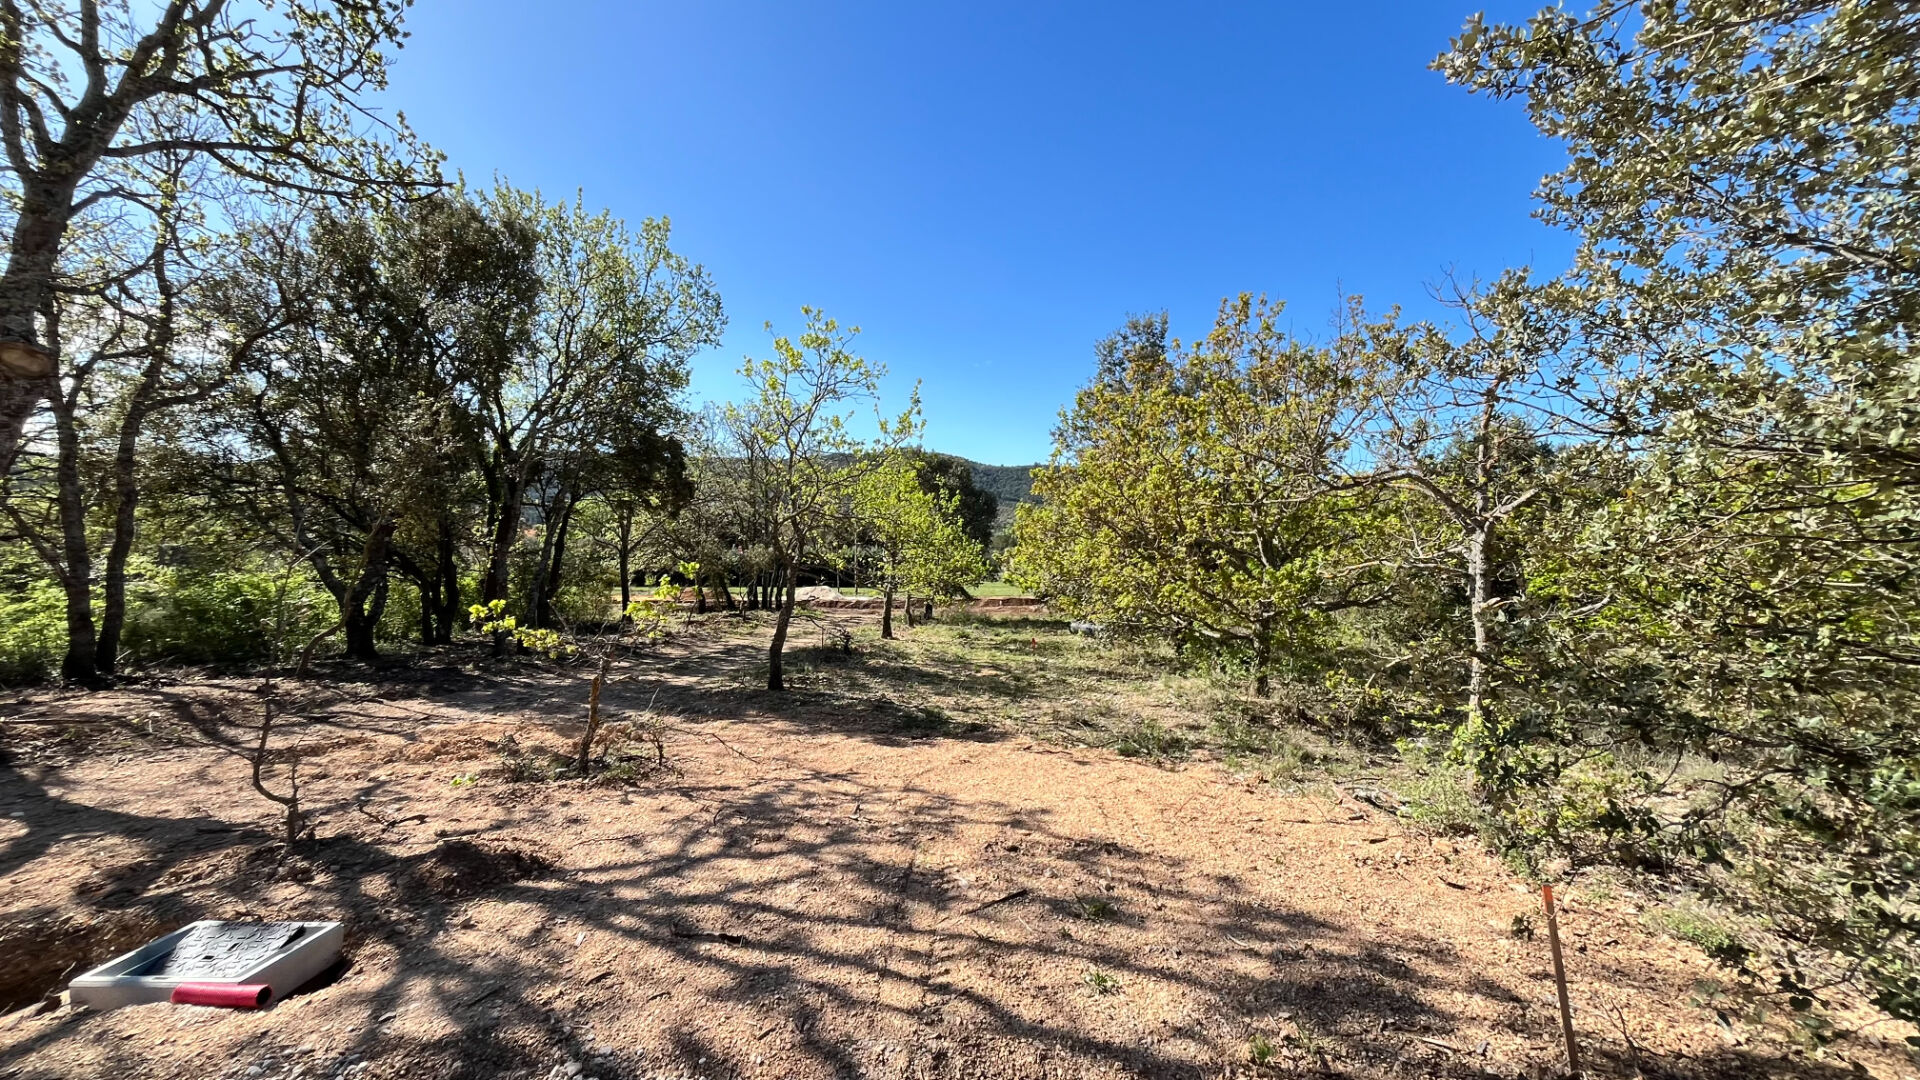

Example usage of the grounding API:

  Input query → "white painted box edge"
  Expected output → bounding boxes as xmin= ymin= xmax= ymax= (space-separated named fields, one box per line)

xmin=68 ymin=921 xmax=344 ymax=1011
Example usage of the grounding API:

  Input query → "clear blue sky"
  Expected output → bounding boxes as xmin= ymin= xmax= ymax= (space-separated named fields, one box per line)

xmin=379 ymin=1 xmax=1570 ymax=465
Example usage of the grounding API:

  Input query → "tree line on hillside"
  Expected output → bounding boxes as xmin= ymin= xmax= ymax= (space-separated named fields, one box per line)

xmin=0 ymin=2 xmax=986 ymax=694
xmin=1009 ymin=0 xmax=1920 ymax=1028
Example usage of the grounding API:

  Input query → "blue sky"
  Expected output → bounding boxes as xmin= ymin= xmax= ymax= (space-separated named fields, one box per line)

xmin=379 ymin=2 xmax=1571 ymax=465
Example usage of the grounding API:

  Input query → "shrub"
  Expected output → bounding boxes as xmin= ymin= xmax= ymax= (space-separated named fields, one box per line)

xmin=1394 ymin=756 xmax=1488 ymax=838
xmin=0 ymin=578 xmax=67 ymax=685
xmin=121 ymin=563 xmax=336 ymax=666
xmin=1112 ymin=717 xmax=1188 ymax=762
xmin=1646 ymin=902 xmax=1751 ymax=968
xmin=375 ymin=576 xmax=423 ymax=644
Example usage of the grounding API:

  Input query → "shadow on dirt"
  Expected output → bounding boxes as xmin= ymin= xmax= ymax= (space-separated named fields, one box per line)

xmin=0 ymin=613 xmax=1897 ymax=1080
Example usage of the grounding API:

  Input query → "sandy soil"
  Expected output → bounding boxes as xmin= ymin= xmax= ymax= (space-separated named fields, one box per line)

xmin=0 ymin=613 xmax=1912 ymax=1080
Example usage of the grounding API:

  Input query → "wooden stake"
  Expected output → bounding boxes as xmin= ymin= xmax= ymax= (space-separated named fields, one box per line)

xmin=1542 ymin=884 xmax=1581 ymax=1077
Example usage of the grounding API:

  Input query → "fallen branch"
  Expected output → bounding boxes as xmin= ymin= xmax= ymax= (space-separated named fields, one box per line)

xmin=960 ymin=888 xmax=1030 ymax=916
xmin=355 ymin=802 xmax=426 ymax=830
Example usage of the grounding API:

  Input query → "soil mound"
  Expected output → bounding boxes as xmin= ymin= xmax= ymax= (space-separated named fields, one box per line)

xmin=413 ymin=840 xmax=551 ymax=900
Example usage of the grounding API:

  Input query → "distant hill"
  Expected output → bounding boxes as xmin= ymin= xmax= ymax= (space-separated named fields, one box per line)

xmin=948 ymin=459 xmax=1044 ymax=530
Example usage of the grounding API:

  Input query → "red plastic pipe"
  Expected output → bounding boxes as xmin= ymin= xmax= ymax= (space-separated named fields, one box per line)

xmin=170 ymin=983 xmax=271 ymax=1009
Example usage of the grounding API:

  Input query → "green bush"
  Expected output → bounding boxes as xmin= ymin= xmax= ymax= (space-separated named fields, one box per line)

xmin=1112 ymin=717 xmax=1189 ymax=762
xmin=0 ymin=577 xmax=67 ymax=685
xmin=376 ymin=575 xmax=422 ymax=644
xmin=554 ymin=573 xmax=619 ymax=626
xmin=121 ymin=563 xmax=336 ymax=666
xmin=1391 ymin=740 xmax=1490 ymax=837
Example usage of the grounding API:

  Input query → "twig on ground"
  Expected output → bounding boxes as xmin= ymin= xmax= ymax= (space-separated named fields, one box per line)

xmin=960 ymin=888 xmax=1031 ymax=917
xmin=355 ymin=802 xmax=425 ymax=830
xmin=665 ymin=724 xmax=760 ymax=763
xmin=1611 ymin=1003 xmax=1642 ymax=1067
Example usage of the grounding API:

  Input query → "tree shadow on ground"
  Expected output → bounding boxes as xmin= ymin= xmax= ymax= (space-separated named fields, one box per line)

xmin=0 ymin=745 xmax=1893 ymax=1080
xmin=1 ymin=617 xmax=1907 ymax=1079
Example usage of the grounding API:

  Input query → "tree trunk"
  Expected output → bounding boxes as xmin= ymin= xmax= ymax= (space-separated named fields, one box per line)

xmin=694 ymin=570 xmax=708 ymax=615
xmin=767 ymin=563 xmax=796 ymax=691
xmin=483 ymin=467 xmax=526 ymax=655
xmin=434 ymin=515 xmax=460 ymax=644
xmin=0 ymin=177 xmax=79 ymax=479
xmin=342 ymin=590 xmax=378 ymax=661
xmin=369 ymin=572 xmax=389 ymax=630
xmin=526 ymin=518 xmax=557 ymax=629
xmin=881 ymin=582 xmax=894 ymax=639
xmin=338 ymin=520 xmax=395 ymax=662
xmin=537 ymin=489 xmax=579 ymax=627
xmin=904 ymin=591 xmax=915 ymax=629
xmin=616 ymin=514 xmax=633 ymax=619
xmin=95 ymin=406 xmax=148 ymax=676
xmin=1465 ymin=525 xmax=1492 ymax=728
xmin=51 ymin=391 xmax=97 ymax=683
xmin=1252 ymin=617 xmax=1274 ymax=698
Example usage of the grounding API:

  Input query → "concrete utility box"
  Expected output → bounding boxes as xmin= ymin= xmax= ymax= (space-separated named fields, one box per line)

xmin=68 ymin=921 xmax=343 ymax=1011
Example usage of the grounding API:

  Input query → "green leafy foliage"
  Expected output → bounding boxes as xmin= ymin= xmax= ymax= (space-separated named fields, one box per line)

xmin=121 ymin=564 xmax=338 ymax=667
xmin=1009 ymin=299 xmax=1392 ymax=696
xmin=850 ymin=455 xmax=989 ymax=634
xmin=0 ymin=576 xmax=66 ymax=685
xmin=1434 ymin=0 xmax=1920 ymax=1020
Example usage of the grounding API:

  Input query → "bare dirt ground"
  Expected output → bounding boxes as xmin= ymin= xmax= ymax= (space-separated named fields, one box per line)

xmin=0 ymin=612 xmax=1913 ymax=1080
